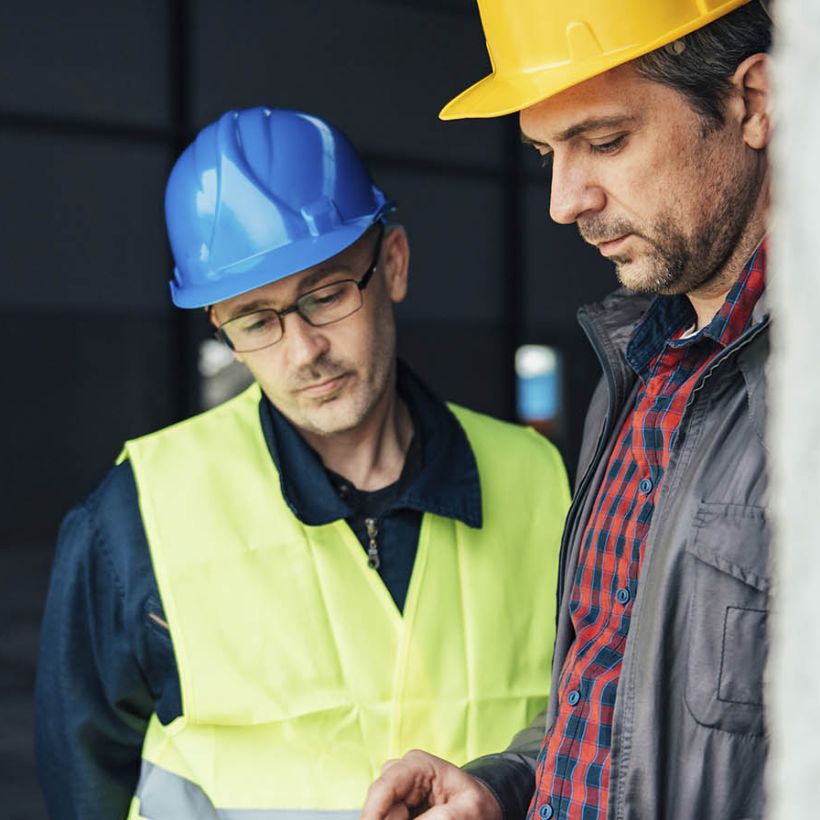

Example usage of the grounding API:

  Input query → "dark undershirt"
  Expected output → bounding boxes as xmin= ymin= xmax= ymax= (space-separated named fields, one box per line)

xmin=328 ymin=427 xmax=423 ymax=519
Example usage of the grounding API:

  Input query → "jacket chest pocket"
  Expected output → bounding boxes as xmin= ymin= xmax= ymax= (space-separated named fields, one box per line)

xmin=684 ymin=502 xmax=769 ymax=736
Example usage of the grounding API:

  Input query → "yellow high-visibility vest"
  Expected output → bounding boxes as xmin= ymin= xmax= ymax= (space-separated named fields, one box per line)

xmin=123 ymin=384 xmax=569 ymax=818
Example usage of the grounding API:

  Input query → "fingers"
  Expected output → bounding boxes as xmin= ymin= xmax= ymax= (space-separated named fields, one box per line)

xmin=360 ymin=760 xmax=421 ymax=819
xmin=361 ymin=751 xmax=438 ymax=820
xmin=364 ymin=751 xmax=503 ymax=820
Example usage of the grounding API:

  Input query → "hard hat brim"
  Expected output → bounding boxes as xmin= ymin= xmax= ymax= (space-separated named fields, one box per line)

xmin=439 ymin=0 xmax=755 ymax=120
xmin=170 ymin=218 xmax=385 ymax=309
xmin=439 ymin=60 xmax=625 ymax=121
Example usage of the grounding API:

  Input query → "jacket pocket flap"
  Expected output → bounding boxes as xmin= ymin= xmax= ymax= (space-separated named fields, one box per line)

xmin=687 ymin=502 xmax=769 ymax=593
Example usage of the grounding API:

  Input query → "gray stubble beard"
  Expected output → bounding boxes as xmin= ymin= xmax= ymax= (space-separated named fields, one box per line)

xmin=584 ymin=160 xmax=764 ymax=297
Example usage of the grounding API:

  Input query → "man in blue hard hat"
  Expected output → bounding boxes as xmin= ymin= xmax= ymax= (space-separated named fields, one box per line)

xmin=34 ymin=107 xmax=570 ymax=818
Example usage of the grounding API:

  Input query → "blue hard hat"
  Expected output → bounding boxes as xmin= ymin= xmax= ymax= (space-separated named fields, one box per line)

xmin=165 ymin=107 xmax=394 ymax=308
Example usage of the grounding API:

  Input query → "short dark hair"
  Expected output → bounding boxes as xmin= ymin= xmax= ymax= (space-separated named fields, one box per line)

xmin=633 ymin=1 xmax=772 ymax=133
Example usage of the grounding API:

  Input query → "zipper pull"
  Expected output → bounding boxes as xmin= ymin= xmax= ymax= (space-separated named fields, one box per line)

xmin=364 ymin=517 xmax=380 ymax=570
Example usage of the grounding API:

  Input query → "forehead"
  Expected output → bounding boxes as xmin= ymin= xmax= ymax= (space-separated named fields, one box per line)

xmin=519 ymin=63 xmax=684 ymax=143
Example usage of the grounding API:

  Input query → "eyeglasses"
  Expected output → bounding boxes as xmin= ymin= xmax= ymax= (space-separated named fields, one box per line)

xmin=215 ymin=225 xmax=384 ymax=353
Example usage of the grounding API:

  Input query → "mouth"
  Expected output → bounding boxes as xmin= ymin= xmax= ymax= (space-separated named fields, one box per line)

xmin=596 ymin=234 xmax=632 ymax=257
xmin=298 ymin=373 xmax=350 ymax=399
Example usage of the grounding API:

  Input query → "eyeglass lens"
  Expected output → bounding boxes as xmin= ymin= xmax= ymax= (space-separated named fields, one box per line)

xmin=221 ymin=279 xmax=363 ymax=352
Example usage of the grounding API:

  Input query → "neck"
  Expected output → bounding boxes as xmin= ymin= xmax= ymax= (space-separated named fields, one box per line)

xmin=298 ymin=367 xmax=415 ymax=491
xmin=686 ymin=173 xmax=769 ymax=330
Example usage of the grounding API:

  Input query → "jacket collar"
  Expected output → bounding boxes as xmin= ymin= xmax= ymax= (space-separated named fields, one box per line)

xmin=578 ymin=251 xmax=771 ymax=387
xmin=626 ymin=241 xmax=769 ymax=376
xmin=257 ymin=361 xmax=482 ymax=529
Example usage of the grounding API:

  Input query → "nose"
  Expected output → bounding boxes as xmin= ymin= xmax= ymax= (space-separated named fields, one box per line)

xmin=548 ymin=156 xmax=606 ymax=225
xmin=281 ymin=311 xmax=330 ymax=366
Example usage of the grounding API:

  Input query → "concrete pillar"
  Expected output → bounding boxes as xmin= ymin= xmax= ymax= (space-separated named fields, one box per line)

xmin=766 ymin=0 xmax=820 ymax=816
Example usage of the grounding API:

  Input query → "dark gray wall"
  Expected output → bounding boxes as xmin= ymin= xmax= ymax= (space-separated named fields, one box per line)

xmin=0 ymin=0 xmax=617 ymax=546
xmin=0 ymin=1 xmax=616 ymax=815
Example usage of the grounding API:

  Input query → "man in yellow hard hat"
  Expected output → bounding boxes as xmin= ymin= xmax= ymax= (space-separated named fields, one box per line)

xmin=34 ymin=108 xmax=571 ymax=818
xmin=362 ymin=2 xmax=773 ymax=819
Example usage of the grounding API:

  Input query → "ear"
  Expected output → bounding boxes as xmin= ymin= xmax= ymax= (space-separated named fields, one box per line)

xmin=732 ymin=53 xmax=772 ymax=150
xmin=381 ymin=225 xmax=410 ymax=304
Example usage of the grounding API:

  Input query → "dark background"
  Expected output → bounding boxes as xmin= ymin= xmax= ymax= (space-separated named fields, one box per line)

xmin=0 ymin=2 xmax=614 ymax=815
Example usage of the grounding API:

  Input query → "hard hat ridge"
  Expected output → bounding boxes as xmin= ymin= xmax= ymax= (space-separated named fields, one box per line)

xmin=166 ymin=107 xmax=394 ymax=309
xmin=440 ymin=0 xmax=757 ymax=119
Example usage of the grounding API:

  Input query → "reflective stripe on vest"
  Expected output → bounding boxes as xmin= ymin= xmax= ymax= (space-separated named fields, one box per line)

xmin=124 ymin=384 xmax=569 ymax=812
xmin=134 ymin=760 xmax=359 ymax=820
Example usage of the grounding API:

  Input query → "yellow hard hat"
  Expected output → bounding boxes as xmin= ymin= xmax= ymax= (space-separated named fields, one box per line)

xmin=440 ymin=0 xmax=755 ymax=120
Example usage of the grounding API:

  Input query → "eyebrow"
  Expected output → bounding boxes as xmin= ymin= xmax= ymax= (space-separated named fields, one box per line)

xmin=295 ymin=265 xmax=350 ymax=292
xmin=520 ymin=114 xmax=640 ymax=150
xmin=221 ymin=268 xmax=350 ymax=321
xmin=222 ymin=298 xmax=271 ymax=321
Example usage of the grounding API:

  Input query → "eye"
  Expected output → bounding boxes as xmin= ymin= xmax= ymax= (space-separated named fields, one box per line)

xmin=590 ymin=135 xmax=627 ymax=154
xmin=301 ymin=284 xmax=347 ymax=313
xmin=539 ymin=152 xmax=554 ymax=171
xmin=237 ymin=312 xmax=277 ymax=334
xmin=313 ymin=289 xmax=342 ymax=306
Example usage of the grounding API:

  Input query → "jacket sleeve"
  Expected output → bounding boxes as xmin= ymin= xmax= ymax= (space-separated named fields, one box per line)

xmin=34 ymin=471 xmax=158 ymax=820
xmin=462 ymin=710 xmax=546 ymax=820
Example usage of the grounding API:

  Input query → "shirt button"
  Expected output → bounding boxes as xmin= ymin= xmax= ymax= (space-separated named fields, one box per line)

xmin=567 ymin=689 xmax=581 ymax=706
xmin=638 ymin=477 xmax=654 ymax=495
xmin=616 ymin=587 xmax=631 ymax=605
xmin=539 ymin=804 xmax=554 ymax=819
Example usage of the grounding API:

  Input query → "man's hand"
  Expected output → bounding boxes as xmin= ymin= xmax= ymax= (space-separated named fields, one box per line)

xmin=360 ymin=749 xmax=503 ymax=820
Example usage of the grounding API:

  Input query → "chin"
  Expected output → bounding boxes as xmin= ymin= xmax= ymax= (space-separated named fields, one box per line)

xmin=614 ymin=258 xmax=651 ymax=293
xmin=614 ymin=258 xmax=675 ymax=296
xmin=299 ymin=398 xmax=367 ymax=437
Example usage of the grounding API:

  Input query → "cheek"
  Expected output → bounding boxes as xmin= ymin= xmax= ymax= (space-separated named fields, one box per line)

xmin=609 ymin=123 xmax=700 ymax=217
xmin=326 ymin=313 xmax=380 ymax=370
xmin=613 ymin=152 xmax=703 ymax=232
xmin=598 ymin=152 xmax=665 ymax=221
xmin=241 ymin=354 xmax=287 ymax=396
xmin=351 ymin=297 xmax=394 ymax=353
xmin=668 ymin=146 xmax=735 ymax=228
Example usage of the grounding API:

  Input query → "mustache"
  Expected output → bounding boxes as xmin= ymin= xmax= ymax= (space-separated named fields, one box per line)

xmin=578 ymin=217 xmax=640 ymax=245
xmin=289 ymin=357 xmax=349 ymax=391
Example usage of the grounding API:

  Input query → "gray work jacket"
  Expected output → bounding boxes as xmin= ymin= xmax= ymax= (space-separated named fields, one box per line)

xmin=468 ymin=288 xmax=771 ymax=820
